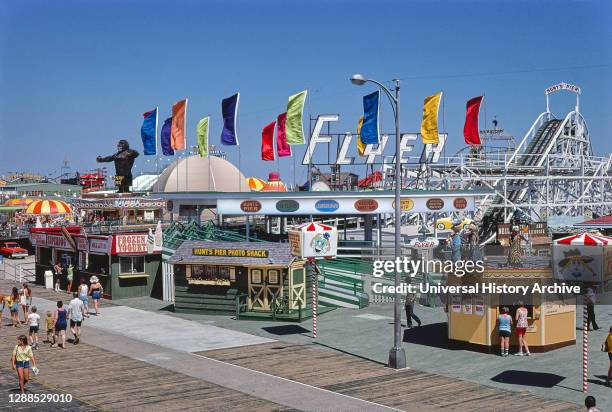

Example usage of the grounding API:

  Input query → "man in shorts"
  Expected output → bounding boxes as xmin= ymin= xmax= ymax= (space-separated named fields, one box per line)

xmin=68 ymin=293 xmax=85 ymax=345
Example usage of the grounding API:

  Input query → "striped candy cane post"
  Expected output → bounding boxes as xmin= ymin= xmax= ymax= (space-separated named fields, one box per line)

xmin=583 ymin=304 xmax=588 ymax=393
xmin=311 ymin=261 xmax=318 ymax=339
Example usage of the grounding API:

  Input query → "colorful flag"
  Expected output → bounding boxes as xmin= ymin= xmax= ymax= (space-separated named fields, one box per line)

xmin=276 ymin=112 xmax=291 ymax=157
xmin=197 ymin=116 xmax=210 ymax=157
xmin=285 ymin=90 xmax=307 ymax=144
xmin=171 ymin=99 xmax=187 ymax=150
xmin=356 ymin=116 xmax=366 ymax=156
xmin=161 ymin=117 xmax=174 ymax=156
xmin=420 ymin=92 xmax=442 ymax=145
xmin=261 ymin=121 xmax=276 ymax=161
xmin=361 ymin=91 xmax=379 ymax=144
xmin=140 ymin=108 xmax=157 ymax=155
xmin=464 ymin=96 xmax=483 ymax=145
xmin=221 ymin=93 xmax=240 ymax=145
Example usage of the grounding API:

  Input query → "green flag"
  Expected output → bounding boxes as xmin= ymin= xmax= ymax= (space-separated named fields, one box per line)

xmin=285 ymin=90 xmax=307 ymax=144
xmin=197 ymin=116 xmax=209 ymax=157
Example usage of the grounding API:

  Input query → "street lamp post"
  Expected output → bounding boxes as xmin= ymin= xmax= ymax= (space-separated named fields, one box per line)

xmin=351 ymin=74 xmax=406 ymax=369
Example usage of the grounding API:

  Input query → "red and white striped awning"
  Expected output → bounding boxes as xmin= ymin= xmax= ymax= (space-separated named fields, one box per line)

xmin=554 ymin=233 xmax=612 ymax=246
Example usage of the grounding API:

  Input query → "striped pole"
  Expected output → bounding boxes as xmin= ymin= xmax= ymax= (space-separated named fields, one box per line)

xmin=583 ymin=303 xmax=588 ymax=393
xmin=310 ymin=259 xmax=318 ymax=338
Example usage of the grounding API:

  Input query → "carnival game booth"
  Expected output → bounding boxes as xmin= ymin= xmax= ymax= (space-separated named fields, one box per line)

xmin=168 ymin=241 xmax=309 ymax=319
xmin=553 ymin=233 xmax=612 ymax=292
xmin=30 ymin=227 xmax=162 ymax=300
xmin=447 ymin=261 xmax=576 ymax=353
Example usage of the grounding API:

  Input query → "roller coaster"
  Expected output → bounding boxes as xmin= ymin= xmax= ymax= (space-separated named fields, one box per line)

xmin=407 ymin=83 xmax=612 ymax=239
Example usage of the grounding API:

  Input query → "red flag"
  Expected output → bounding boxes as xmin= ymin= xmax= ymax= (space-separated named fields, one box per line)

xmin=171 ymin=99 xmax=187 ymax=150
xmin=261 ymin=121 xmax=276 ymax=161
xmin=276 ymin=112 xmax=291 ymax=157
xmin=463 ymin=96 xmax=483 ymax=145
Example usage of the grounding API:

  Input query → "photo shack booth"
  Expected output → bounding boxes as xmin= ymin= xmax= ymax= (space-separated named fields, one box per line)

xmin=446 ymin=262 xmax=576 ymax=353
xmin=169 ymin=241 xmax=309 ymax=319
xmin=31 ymin=227 xmax=162 ymax=300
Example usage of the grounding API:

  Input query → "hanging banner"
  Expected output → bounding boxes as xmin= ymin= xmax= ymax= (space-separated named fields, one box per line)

xmin=171 ymin=99 xmax=187 ymax=150
xmin=451 ymin=294 xmax=462 ymax=313
xmin=464 ymin=96 xmax=483 ymax=145
xmin=474 ymin=294 xmax=484 ymax=316
xmin=140 ymin=108 xmax=157 ymax=155
xmin=261 ymin=121 xmax=276 ymax=161
xmin=276 ymin=112 xmax=291 ymax=157
xmin=356 ymin=116 xmax=365 ymax=156
xmin=161 ymin=117 xmax=174 ymax=156
xmin=285 ymin=90 xmax=307 ymax=144
xmin=361 ymin=91 xmax=380 ymax=144
xmin=197 ymin=116 xmax=210 ymax=157
xmin=420 ymin=92 xmax=442 ymax=145
xmin=221 ymin=93 xmax=240 ymax=145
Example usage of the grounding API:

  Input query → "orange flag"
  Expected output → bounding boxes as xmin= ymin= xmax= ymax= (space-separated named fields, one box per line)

xmin=171 ymin=99 xmax=187 ymax=150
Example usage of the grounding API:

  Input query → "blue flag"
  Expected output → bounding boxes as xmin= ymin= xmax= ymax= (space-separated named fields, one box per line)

xmin=140 ymin=108 xmax=157 ymax=155
xmin=361 ymin=91 xmax=380 ymax=144
xmin=221 ymin=93 xmax=239 ymax=145
xmin=161 ymin=117 xmax=174 ymax=156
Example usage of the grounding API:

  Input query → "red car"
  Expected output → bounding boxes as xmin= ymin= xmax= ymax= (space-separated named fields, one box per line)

xmin=0 ymin=242 xmax=28 ymax=259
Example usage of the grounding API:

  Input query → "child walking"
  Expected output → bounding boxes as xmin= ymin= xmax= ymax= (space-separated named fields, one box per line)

xmin=44 ymin=311 xmax=54 ymax=344
xmin=498 ymin=306 xmax=512 ymax=357
xmin=27 ymin=306 xmax=40 ymax=350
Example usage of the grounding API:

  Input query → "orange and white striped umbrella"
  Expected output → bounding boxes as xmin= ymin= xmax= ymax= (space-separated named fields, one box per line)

xmin=246 ymin=177 xmax=266 ymax=191
xmin=25 ymin=199 xmax=72 ymax=215
xmin=4 ymin=198 xmax=36 ymax=207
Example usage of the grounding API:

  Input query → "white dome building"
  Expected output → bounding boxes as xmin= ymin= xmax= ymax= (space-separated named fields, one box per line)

xmin=153 ymin=155 xmax=248 ymax=193
xmin=152 ymin=155 xmax=248 ymax=222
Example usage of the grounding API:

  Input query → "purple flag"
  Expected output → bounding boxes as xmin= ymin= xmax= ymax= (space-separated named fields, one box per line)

xmin=221 ymin=93 xmax=239 ymax=145
xmin=161 ymin=117 xmax=174 ymax=155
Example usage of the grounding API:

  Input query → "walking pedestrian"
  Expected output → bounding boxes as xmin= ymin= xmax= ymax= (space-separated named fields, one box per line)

xmin=77 ymin=278 xmax=90 ymax=317
xmin=450 ymin=225 xmax=462 ymax=262
xmin=11 ymin=335 xmax=37 ymax=394
xmin=0 ymin=293 xmax=5 ymax=329
xmin=584 ymin=395 xmax=599 ymax=411
xmin=20 ymin=283 xmax=32 ymax=322
xmin=404 ymin=292 xmax=422 ymax=328
xmin=44 ymin=311 xmax=54 ymax=344
xmin=68 ymin=292 xmax=85 ymax=345
xmin=8 ymin=287 xmax=21 ymax=327
xmin=51 ymin=300 xmax=67 ymax=349
xmin=602 ymin=326 xmax=612 ymax=387
xmin=27 ymin=306 xmax=40 ymax=350
xmin=585 ymin=287 xmax=599 ymax=331
xmin=66 ymin=264 xmax=74 ymax=294
xmin=497 ymin=306 xmax=512 ymax=357
xmin=89 ymin=276 xmax=103 ymax=315
xmin=514 ymin=301 xmax=530 ymax=356
xmin=53 ymin=262 xmax=63 ymax=292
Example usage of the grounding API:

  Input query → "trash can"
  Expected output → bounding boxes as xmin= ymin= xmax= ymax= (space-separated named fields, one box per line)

xmin=44 ymin=270 xmax=54 ymax=289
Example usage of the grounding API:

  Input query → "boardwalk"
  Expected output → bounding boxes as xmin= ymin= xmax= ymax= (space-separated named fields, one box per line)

xmin=0 ymin=324 xmax=291 ymax=411
xmin=201 ymin=343 xmax=581 ymax=412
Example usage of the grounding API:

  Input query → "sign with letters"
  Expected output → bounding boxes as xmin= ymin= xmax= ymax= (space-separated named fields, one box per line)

xmin=192 ymin=248 xmax=269 ymax=258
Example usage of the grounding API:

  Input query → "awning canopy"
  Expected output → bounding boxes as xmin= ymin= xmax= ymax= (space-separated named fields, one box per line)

xmin=554 ymin=233 xmax=612 ymax=246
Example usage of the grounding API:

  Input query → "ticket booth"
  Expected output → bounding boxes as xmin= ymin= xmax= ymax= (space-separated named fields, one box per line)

xmin=447 ymin=265 xmax=576 ymax=353
xmin=169 ymin=241 xmax=307 ymax=316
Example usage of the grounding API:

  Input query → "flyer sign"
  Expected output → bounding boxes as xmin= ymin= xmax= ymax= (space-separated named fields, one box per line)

xmin=451 ymin=294 xmax=461 ymax=313
xmin=474 ymin=294 xmax=485 ymax=316
xmin=463 ymin=294 xmax=473 ymax=314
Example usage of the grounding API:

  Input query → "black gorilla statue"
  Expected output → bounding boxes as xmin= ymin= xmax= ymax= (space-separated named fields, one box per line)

xmin=96 ymin=139 xmax=139 ymax=193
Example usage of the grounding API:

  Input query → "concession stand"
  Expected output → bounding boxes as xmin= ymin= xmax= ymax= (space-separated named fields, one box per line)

xmin=446 ymin=260 xmax=576 ymax=353
xmin=169 ymin=241 xmax=308 ymax=317
xmin=30 ymin=227 xmax=162 ymax=300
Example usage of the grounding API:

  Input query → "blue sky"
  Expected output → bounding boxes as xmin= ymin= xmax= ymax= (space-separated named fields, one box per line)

xmin=1 ymin=0 xmax=610 ymax=186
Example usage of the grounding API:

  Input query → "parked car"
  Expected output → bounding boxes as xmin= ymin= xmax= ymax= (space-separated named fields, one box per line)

xmin=0 ymin=242 xmax=28 ymax=259
xmin=435 ymin=217 xmax=473 ymax=231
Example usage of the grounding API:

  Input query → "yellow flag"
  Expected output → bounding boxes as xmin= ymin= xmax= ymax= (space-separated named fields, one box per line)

xmin=356 ymin=116 xmax=366 ymax=156
xmin=420 ymin=92 xmax=442 ymax=144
